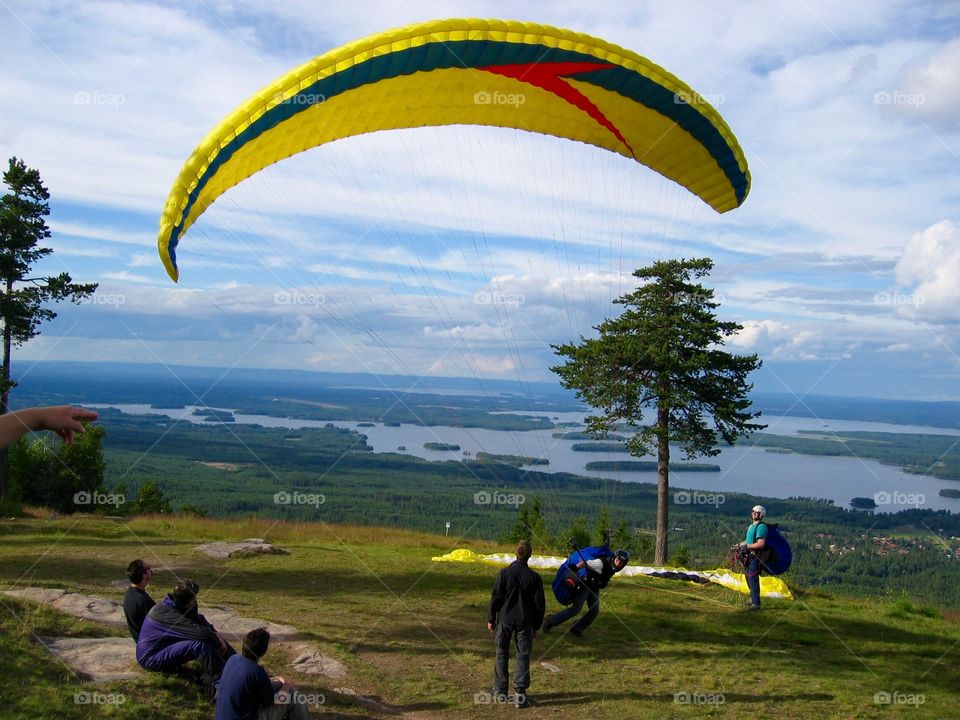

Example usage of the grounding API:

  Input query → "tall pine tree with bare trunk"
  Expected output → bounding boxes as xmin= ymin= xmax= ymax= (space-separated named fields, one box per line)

xmin=552 ymin=258 xmax=764 ymax=565
xmin=0 ymin=157 xmax=97 ymax=496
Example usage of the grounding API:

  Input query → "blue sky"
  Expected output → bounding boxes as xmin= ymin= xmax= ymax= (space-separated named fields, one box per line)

xmin=1 ymin=1 xmax=959 ymax=400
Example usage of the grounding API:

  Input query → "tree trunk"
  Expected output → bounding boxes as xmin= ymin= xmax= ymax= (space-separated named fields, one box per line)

xmin=1 ymin=279 xmax=11 ymax=414
xmin=654 ymin=403 xmax=670 ymax=565
xmin=0 ymin=278 xmax=11 ymax=497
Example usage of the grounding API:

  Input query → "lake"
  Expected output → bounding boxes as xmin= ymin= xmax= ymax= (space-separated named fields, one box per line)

xmin=96 ymin=404 xmax=960 ymax=514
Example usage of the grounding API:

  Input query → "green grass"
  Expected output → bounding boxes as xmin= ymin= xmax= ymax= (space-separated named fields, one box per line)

xmin=0 ymin=595 xmax=211 ymax=719
xmin=1 ymin=515 xmax=959 ymax=718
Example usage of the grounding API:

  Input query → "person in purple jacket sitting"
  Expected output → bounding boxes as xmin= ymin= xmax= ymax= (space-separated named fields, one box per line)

xmin=216 ymin=628 xmax=313 ymax=720
xmin=136 ymin=579 xmax=234 ymax=693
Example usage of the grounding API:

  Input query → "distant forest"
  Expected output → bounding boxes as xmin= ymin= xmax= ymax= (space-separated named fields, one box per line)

xmin=10 ymin=362 xmax=960 ymax=607
xmin=12 ymin=361 xmax=960 ymax=429
xmin=80 ymin=409 xmax=960 ymax=609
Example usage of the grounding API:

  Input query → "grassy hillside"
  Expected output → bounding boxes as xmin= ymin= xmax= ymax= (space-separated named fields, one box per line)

xmin=0 ymin=514 xmax=958 ymax=719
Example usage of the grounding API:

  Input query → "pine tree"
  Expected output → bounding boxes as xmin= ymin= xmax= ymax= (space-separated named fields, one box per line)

xmin=553 ymin=258 xmax=763 ymax=564
xmin=132 ymin=480 xmax=172 ymax=514
xmin=595 ymin=505 xmax=611 ymax=545
xmin=0 ymin=157 xmax=97 ymax=495
xmin=528 ymin=496 xmax=551 ymax=552
xmin=510 ymin=502 xmax=532 ymax=543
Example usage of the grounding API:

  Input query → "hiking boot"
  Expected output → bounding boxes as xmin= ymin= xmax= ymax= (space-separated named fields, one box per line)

xmin=541 ymin=620 xmax=552 ymax=634
xmin=569 ymin=627 xmax=583 ymax=637
xmin=746 ymin=603 xmax=761 ymax=611
xmin=513 ymin=693 xmax=531 ymax=709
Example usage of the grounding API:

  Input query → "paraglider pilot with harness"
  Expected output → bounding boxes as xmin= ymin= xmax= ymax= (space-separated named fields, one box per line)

xmin=735 ymin=505 xmax=771 ymax=610
xmin=544 ymin=537 xmax=629 ymax=637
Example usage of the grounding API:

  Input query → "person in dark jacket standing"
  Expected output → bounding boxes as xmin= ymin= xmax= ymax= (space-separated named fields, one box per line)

xmin=122 ymin=558 xmax=155 ymax=641
xmin=487 ymin=539 xmax=545 ymax=708
xmin=137 ymin=580 xmax=234 ymax=692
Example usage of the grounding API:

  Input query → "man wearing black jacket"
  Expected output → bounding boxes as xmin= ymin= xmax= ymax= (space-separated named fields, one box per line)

xmin=123 ymin=558 xmax=155 ymax=641
xmin=487 ymin=540 xmax=545 ymax=708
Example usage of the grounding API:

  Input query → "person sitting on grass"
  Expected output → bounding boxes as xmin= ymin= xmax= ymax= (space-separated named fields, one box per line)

xmin=122 ymin=558 xmax=155 ymax=641
xmin=183 ymin=579 xmax=233 ymax=647
xmin=136 ymin=579 xmax=235 ymax=694
xmin=216 ymin=627 xmax=313 ymax=720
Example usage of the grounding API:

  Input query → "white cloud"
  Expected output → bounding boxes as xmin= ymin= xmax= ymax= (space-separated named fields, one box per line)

xmin=49 ymin=220 xmax=155 ymax=248
xmin=424 ymin=323 xmax=505 ymax=342
xmin=2 ymin=1 xmax=959 ymax=396
xmin=894 ymin=220 xmax=960 ymax=323
xmin=292 ymin=315 xmax=322 ymax=343
xmin=728 ymin=320 xmax=823 ymax=360
xmin=48 ymin=244 xmax=117 ymax=258
xmin=897 ymin=38 xmax=960 ymax=127
xmin=101 ymin=270 xmax=153 ymax=283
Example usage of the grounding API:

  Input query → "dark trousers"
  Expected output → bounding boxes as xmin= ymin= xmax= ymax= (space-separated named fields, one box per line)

xmin=493 ymin=624 xmax=533 ymax=695
xmin=138 ymin=638 xmax=232 ymax=686
xmin=548 ymin=584 xmax=600 ymax=634
xmin=745 ymin=556 xmax=761 ymax=606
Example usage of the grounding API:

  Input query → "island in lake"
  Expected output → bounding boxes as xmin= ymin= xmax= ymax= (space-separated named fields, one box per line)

xmin=192 ymin=409 xmax=235 ymax=423
xmin=553 ymin=432 xmax=627 ymax=441
xmin=424 ymin=442 xmax=460 ymax=451
xmin=571 ymin=442 xmax=628 ymax=452
xmin=475 ymin=452 xmax=548 ymax=467
xmin=584 ymin=461 xmax=720 ymax=472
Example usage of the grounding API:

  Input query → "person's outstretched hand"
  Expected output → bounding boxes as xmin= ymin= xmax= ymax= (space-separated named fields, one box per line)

xmin=0 ymin=406 xmax=99 ymax=448
xmin=33 ymin=406 xmax=98 ymax=444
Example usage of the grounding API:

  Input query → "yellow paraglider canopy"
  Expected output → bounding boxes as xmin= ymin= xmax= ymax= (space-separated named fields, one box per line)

xmin=157 ymin=18 xmax=750 ymax=281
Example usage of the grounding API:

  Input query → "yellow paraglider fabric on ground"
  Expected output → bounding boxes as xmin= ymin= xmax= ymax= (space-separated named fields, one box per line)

xmin=157 ymin=18 xmax=751 ymax=281
xmin=690 ymin=567 xmax=795 ymax=600
xmin=431 ymin=549 xmax=794 ymax=600
xmin=431 ymin=548 xmax=485 ymax=563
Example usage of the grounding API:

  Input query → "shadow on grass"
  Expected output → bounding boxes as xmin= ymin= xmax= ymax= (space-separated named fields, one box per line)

xmin=4 ymin=553 xmax=960 ymax=702
xmin=531 ymin=690 xmax=836 ymax=707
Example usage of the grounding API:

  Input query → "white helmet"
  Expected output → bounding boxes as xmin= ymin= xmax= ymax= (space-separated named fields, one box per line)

xmin=752 ymin=505 xmax=766 ymax=518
